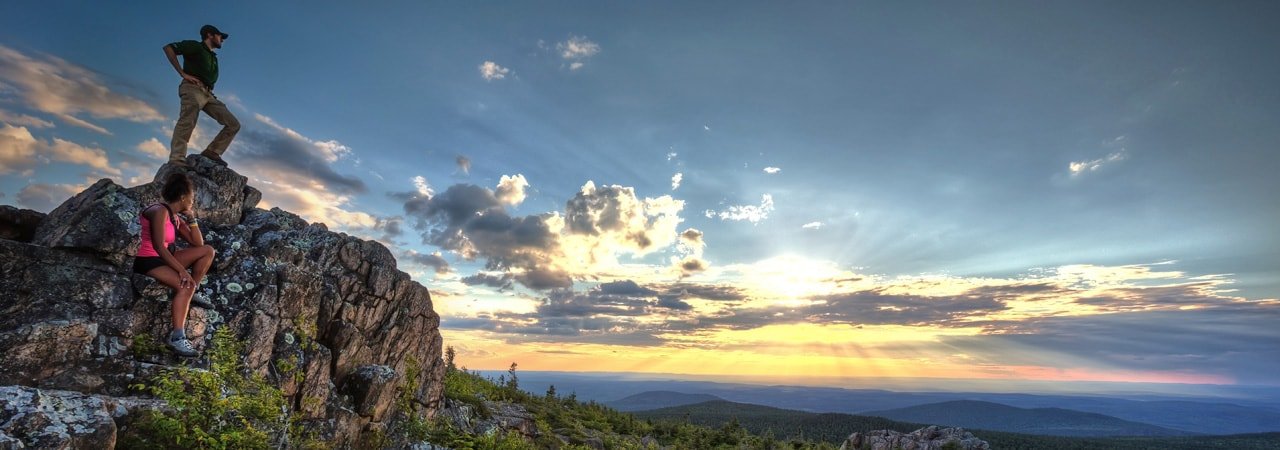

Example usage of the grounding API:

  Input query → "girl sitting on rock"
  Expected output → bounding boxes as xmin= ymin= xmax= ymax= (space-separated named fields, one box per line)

xmin=134 ymin=172 xmax=216 ymax=357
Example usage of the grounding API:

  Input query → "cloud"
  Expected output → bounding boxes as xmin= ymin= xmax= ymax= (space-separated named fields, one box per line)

xmin=231 ymin=115 xmax=374 ymax=230
xmin=403 ymin=249 xmax=450 ymax=274
xmin=237 ymin=115 xmax=366 ymax=195
xmin=479 ymin=61 xmax=510 ymax=81
xmin=671 ymin=172 xmax=682 ymax=191
xmin=0 ymin=124 xmax=38 ymax=174
xmin=705 ymin=194 xmax=774 ymax=224
xmin=1069 ymin=150 xmax=1126 ymax=177
xmin=557 ymin=35 xmax=600 ymax=70
xmin=16 ymin=182 xmax=85 ymax=212
xmin=763 ymin=167 xmax=781 ymax=174
xmin=414 ymin=175 xmax=435 ymax=198
xmin=495 ymin=174 xmax=529 ymax=206
xmin=402 ymin=180 xmax=689 ymax=290
xmin=0 ymin=108 xmax=53 ymax=128
xmin=47 ymin=138 xmax=117 ymax=176
xmin=802 ymin=221 xmax=823 ymax=230
xmin=456 ymin=155 xmax=471 ymax=174
xmin=666 ymin=151 xmax=677 ymax=161
xmin=135 ymin=137 xmax=168 ymax=160
xmin=0 ymin=45 xmax=163 ymax=133
xmin=0 ymin=124 xmax=117 ymax=176
xmin=462 ymin=272 xmax=515 ymax=290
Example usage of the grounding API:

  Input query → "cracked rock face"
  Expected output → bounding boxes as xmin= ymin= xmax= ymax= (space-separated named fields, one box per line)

xmin=0 ymin=155 xmax=445 ymax=448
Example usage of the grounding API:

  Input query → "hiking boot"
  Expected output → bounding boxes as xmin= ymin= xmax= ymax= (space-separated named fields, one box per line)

xmin=199 ymin=150 xmax=229 ymax=167
xmin=190 ymin=292 xmax=216 ymax=309
xmin=168 ymin=158 xmax=191 ymax=167
xmin=167 ymin=336 xmax=199 ymax=357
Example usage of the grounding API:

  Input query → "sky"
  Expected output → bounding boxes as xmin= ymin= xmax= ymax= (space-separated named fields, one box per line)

xmin=2 ymin=1 xmax=1278 ymax=389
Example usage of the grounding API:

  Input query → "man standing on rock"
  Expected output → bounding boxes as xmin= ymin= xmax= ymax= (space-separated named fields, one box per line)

xmin=163 ymin=24 xmax=239 ymax=168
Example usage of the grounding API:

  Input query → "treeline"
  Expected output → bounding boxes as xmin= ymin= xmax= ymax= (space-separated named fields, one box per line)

xmin=634 ymin=400 xmax=1280 ymax=450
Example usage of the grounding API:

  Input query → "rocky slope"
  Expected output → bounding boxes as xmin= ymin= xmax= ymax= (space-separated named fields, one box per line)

xmin=0 ymin=155 xmax=445 ymax=448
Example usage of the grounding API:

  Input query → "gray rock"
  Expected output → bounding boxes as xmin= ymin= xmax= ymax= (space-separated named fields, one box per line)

xmin=343 ymin=365 xmax=400 ymax=422
xmin=841 ymin=425 xmax=990 ymax=450
xmin=0 ymin=386 xmax=116 ymax=449
xmin=32 ymin=179 xmax=141 ymax=266
xmin=0 ymin=205 xmax=44 ymax=243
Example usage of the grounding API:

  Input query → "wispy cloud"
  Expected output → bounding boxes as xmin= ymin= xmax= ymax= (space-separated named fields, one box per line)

xmin=0 ymin=108 xmax=53 ymax=128
xmin=705 ymin=194 xmax=775 ymax=224
xmin=0 ymin=44 xmax=164 ymax=133
xmin=478 ymin=61 xmax=511 ymax=81
xmin=763 ymin=167 xmax=781 ymax=174
xmin=557 ymin=35 xmax=600 ymax=70
xmin=232 ymin=114 xmax=374 ymax=230
xmin=456 ymin=155 xmax=471 ymax=174
xmin=1069 ymin=150 xmax=1126 ymax=177
xmin=0 ymin=124 xmax=117 ymax=176
xmin=802 ymin=221 xmax=823 ymax=230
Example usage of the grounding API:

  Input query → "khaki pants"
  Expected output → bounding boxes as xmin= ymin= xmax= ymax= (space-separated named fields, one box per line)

xmin=169 ymin=81 xmax=240 ymax=162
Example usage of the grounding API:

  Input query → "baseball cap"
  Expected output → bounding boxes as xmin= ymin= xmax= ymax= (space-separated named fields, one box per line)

xmin=200 ymin=24 xmax=229 ymax=40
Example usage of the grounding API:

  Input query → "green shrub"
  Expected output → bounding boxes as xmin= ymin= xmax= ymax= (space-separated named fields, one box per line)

xmin=120 ymin=327 xmax=296 ymax=449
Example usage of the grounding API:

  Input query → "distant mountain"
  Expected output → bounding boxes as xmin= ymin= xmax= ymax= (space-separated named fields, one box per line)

xmin=605 ymin=391 xmax=724 ymax=411
xmin=634 ymin=400 xmax=1280 ymax=449
xmin=633 ymin=400 xmax=928 ymax=443
xmin=505 ymin=371 xmax=1280 ymax=435
xmin=865 ymin=400 xmax=1193 ymax=437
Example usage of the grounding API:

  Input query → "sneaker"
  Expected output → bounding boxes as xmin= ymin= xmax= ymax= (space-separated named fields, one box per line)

xmin=190 ymin=293 xmax=216 ymax=309
xmin=167 ymin=336 xmax=199 ymax=357
xmin=199 ymin=150 xmax=229 ymax=167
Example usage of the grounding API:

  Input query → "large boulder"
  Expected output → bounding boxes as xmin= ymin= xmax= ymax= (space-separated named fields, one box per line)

xmin=0 ymin=206 xmax=44 ymax=243
xmin=0 ymin=156 xmax=445 ymax=448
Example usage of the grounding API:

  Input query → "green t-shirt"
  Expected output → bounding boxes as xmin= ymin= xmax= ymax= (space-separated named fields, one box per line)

xmin=169 ymin=40 xmax=219 ymax=89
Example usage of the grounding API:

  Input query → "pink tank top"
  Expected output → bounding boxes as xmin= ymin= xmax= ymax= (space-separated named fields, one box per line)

xmin=137 ymin=205 xmax=177 ymax=257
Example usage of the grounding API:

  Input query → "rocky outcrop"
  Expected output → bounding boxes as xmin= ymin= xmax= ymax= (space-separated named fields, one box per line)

xmin=0 ymin=154 xmax=445 ymax=448
xmin=840 ymin=426 xmax=990 ymax=450
xmin=0 ymin=206 xmax=43 ymax=242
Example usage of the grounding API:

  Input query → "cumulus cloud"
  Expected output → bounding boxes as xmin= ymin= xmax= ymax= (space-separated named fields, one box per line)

xmin=1069 ymin=150 xmax=1126 ymax=177
xmin=16 ymin=182 xmax=84 ymax=212
xmin=135 ymin=137 xmax=167 ymax=160
xmin=0 ymin=108 xmax=53 ymax=128
xmin=495 ymin=174 xmax=529 ymax=206
xmin=414 ymin=175 xmax=434 ymax=198
xmin=0 ymin=124 xmax=38 ymax=174
xmin=763 ymin=167 xmax=781 ymax=174
xmin=403 ymin=180 xmax=688 ymax=290
xmin=557 ymin=35 xmax=600 ymax=70
xmin=705 ymin=194 xmax=774 ymax=224
xmin=0 ymin=44 xmax=163 ymax=133
xmin=478 ymin=61 xmax=510 ymax=81
xmin=671 ymin=172 xmax=682 ymax=191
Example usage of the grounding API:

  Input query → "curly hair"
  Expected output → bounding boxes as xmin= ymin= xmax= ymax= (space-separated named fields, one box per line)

xmin=160 ymin=172 xmax=194 ymax=202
